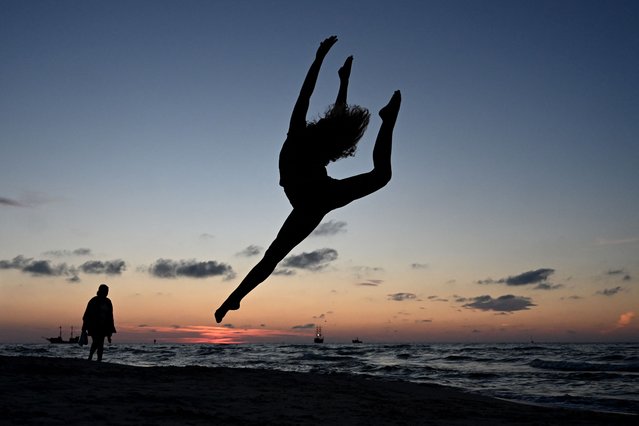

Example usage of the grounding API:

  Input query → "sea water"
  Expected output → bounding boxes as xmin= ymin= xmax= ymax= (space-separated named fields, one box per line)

xmin=1 ymin=342 xmax=637 ymax=415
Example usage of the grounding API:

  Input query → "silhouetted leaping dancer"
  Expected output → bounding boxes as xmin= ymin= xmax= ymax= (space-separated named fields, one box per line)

xmin=215 ymin=36 xmax=401 ymax=323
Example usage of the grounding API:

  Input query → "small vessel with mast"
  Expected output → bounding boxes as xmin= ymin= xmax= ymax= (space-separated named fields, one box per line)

xmin=314 ymin=326 xmax=324 ymax=343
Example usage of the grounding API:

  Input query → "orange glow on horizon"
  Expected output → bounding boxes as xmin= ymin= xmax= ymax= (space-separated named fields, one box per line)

xmin=118 ymin=324 xmax=311 ymax=344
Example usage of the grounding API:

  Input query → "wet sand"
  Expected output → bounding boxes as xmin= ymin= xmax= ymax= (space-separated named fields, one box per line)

xmin=0 ymin=355 xmax=634 ymax=425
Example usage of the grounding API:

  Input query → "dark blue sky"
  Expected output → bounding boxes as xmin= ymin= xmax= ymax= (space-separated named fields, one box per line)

xmin=1 ymin=0 xmax=638 ymax=342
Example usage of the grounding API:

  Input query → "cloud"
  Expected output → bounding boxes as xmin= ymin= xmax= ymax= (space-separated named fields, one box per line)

xmin=604 ymin=268 xmax=632 ymax=282
xmin=149 ymin=259 xmax=234 ymax=279
xmin=388 ymin=292 xmax=417 ymax=302
xmin=478 ymin=268 xmax=555 ymax=287
xmin=534 ymin=283 xmax=563 ymax=290
xmin=595 ymin=236 xmax=639 ymax=246
xmin=616 ymin=312 xmax=635 ymax=328
xmin=43 ymin=248 xmax=93 ymax=257
xmin=503 ymin=268 xmax=554 ymax=285
xmin=22 ymin=260 xmax=71 ymax=276
xmin=462 ymin=294 xmax=535 ymax=312
xmin=0 ymin=255 xmax=31 ymax=270
xmin=312 ymin=220 xmax=347 ymax=237
xmin=596 ymin=286 xmax=623 ymax=296
xmin=411 ymin=263 xmax=428 ymax=269
xmin=291 ymin=323 xmax=315 ymax=330
xmin=282 ymin=248 xmax=337 ymax=271
xmin=80 ymin=260 xmax=126 ymax=275
xmin=237 ymin=245 xmax=262 ymax=257
xmin=0 ymin=255 xmax=75 ymax=277
xmin=272 ymin=268 xmax=295 ymax=276
xmin=0 ymin=197 xmax=24 ymax=207
xmin=561 ymin=295 xmax=583 ymax=300
xmin=357 ymin=279 xmax=383 ymax=287
xmin=415 ymin=319 xmax=432 ymax=323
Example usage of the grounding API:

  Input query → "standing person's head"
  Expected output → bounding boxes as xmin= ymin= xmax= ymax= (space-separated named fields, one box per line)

xmin=97 ymin=284 xmax=109 ymax=297
xmin=306 ymin=104 xmax=370 ymax=165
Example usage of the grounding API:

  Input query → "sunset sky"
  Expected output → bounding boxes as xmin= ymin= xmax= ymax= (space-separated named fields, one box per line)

xmin=1 ymin=0 xmax=637 ymax=344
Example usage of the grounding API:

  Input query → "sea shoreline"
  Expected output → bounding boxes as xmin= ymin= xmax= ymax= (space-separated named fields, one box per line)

xmin=0 ymin=355 xmax=635 ymax=425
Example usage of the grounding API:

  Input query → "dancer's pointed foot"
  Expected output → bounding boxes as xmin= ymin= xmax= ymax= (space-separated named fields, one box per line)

xmin=338 ymin=55 xmax=353 ymax=80
xmin=214 ymin=300 xmax=240 ymax=323
xmin=379 ymin=90 xmax=401 ymax=122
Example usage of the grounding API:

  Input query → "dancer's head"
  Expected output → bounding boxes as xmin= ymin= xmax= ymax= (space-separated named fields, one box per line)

xmin=307 ymin=104 xmax=370 ymax=164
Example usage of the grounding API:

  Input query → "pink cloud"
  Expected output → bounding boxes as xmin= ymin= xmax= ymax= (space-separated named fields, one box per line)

xmin=616 ymin=311 xmax=635 ymax=328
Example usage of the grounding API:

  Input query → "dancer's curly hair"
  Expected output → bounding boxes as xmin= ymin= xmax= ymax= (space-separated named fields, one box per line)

xmin=306 ymin=104 xmax=370 ymax=164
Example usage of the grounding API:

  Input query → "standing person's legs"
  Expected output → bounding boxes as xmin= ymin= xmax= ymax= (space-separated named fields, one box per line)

xmin=95 ymin=335 xmax=106 ymax=361
xmin=89 ymin=334 xmax=105 ymax=361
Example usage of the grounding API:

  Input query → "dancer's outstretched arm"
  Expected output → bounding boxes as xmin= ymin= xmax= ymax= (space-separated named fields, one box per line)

xmin=289 ymin=36 xmax=338 ymax=133
xmin=335 ymin=56 xmax=352 ymax=106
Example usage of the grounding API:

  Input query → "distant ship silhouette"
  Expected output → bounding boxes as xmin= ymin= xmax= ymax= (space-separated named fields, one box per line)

xmin=314 ymin=326 xmax=324 ymax=343
xmin=44 ymin=326 xmax=79 ymax=344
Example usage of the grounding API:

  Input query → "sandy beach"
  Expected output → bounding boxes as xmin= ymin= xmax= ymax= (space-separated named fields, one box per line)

xmin=0 ymin=355 xmax=634 ymax=425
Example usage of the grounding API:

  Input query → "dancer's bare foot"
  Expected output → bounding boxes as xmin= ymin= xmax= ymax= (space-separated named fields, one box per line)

xmin=338 ymin=56 xmax=353 ymax=81
xmin=214 ymin=300 xmax=240 ymax=323
xmin=379 ymin=90 xmax=401 ymax=122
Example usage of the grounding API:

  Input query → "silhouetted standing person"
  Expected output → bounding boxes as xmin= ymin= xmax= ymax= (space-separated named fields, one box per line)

xmin=215 ymin=36 xmax=401 ymax=323
xmin=82 ymin=284 xmax=116 ymax=362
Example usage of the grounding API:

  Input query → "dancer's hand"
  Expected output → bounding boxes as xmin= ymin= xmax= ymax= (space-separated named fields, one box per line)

xmin=338 ymin=56 xmax=353 ymax=81
xmin=316 ymin=35 xmax=338 ymax=58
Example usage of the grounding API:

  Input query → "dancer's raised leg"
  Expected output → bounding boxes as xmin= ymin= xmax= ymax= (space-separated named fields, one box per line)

xmin=374 ymin=90 xmax=401 ymax=181
xmin=215 ymin=209 xmax=325 ymax=323
xmin=336 ymin=56 xmax=353 ymax=106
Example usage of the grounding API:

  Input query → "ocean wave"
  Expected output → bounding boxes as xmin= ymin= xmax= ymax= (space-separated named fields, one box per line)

xmin=529 ymin=358 xmax=639 ymax=373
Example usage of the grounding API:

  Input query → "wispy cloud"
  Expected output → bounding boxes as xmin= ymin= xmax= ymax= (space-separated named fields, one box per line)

xmin=312 ymin=220 xmax=347 ymax=237
xmin=411 ymin=263 xmax=428 ymax=269
xmin=291 ymin=323 xmax=315 ymax=330
xmin=595 ymin=236 xmax=639 ymax=246
xmin=43 ymin=248 xmax=93 ymax=257
xmin=148 ymin=258 xmax=235 ymax=279
xmin=237 ymin=245 xmax=262 ymax=257
xmin=388 ymin=292 xmax=417 ymax=302
xmin=605 ymin=268 xmax=632 ymax=282
xmin=478 ymin=268 xmax=556 ymax=287
xmin=357 ymin=279 xmax=383 ymax=287
xmin=282 ymin=248 xmax=337 ymax=271
xmin=80 ymin=260 xmax=126 ymax=275
xmin=0 ymin=197 xmax=25 ymax=207
xmin=534 ymin=283 xmax=564 ymax=290
xmin=596 ymin=286 xmax=624 ymax=297
xmin=462 ymin=294 xmax=535 ymax=312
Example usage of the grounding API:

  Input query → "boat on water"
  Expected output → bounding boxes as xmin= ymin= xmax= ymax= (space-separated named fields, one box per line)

xmin=45 ymin=326 xmax=80 ymax=344
xmin=352 ymin=338 xmax=362 ymax=343
xmin=314 ymin=326 xmax=324 ymax=343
